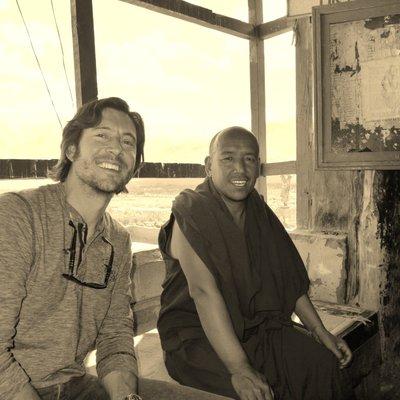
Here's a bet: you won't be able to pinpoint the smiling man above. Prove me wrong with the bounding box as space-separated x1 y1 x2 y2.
158 126 355 400
0 98 231 400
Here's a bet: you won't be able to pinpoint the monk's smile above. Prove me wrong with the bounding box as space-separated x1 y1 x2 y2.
231 178 248 188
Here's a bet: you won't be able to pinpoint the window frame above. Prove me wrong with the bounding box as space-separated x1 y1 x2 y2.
2 0 311 229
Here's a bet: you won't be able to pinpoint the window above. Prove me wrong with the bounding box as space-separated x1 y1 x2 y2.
263 0 287 23
263 31 297 229
0 178 52 195
2 1 302 236
186 1 248 22
93 0 251 240
108 177 203 243
93 0 251 164
266 175 296 230
264 31 296 163
0 0 75 159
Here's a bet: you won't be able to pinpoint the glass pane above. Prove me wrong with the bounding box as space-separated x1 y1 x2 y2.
93 0 251 164
186 0 248 21
0 178 52 194
263 0 287 22
108 178 203 243
264 31 296 163
266 175 296 230
0 0 76 159
0 177 204 246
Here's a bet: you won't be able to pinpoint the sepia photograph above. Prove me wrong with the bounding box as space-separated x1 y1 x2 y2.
0 1 398 399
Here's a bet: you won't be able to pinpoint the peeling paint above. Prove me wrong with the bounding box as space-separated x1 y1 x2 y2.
364 14 400 30
355 171 381 310
332 119 400 153
311 278 323 287
291 233 347 303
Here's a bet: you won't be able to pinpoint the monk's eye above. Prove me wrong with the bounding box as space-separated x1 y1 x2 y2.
245 156 256 163
222 156 233 162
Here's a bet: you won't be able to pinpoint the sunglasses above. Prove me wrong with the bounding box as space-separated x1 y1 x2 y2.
62 220 114 289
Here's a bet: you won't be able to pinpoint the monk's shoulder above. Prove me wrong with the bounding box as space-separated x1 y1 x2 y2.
172 188 208 213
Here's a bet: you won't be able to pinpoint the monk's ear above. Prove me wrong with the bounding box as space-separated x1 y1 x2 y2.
257 157 261 178
66 145 77 162
205 156 212 177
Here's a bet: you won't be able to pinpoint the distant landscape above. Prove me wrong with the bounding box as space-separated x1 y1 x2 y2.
0 177 296 242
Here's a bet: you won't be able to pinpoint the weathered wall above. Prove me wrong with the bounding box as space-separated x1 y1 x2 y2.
375 171 400 375
310 170 383 310
291 232 348 303
297 12 400 372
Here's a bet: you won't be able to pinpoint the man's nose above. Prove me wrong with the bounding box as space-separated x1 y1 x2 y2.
233 158 245 173
106 137 123 156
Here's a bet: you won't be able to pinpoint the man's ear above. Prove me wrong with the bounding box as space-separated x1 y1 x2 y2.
66 145 77 162
257 157 261 178
204 156 212 177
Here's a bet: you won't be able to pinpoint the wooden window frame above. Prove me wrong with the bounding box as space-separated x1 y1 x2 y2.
1 0 310 229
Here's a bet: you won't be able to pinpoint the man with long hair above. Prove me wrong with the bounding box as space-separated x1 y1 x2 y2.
0 97 230 400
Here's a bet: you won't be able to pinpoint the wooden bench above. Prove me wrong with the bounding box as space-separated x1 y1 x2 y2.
85 245 380 398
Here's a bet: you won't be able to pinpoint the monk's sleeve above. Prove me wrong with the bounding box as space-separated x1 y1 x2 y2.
266 204 310 311
0 194 34 400
172 192 220 280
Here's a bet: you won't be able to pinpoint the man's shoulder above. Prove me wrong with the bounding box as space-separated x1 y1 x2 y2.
104 212 131 244
0 182 60 202
0 183 58 210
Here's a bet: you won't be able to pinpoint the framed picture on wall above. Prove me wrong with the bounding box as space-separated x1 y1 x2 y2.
313 0 400 170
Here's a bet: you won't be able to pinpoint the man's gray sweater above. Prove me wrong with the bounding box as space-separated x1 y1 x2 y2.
0 183 137 399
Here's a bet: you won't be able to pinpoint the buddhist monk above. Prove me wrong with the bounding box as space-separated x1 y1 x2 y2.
157 127 354 400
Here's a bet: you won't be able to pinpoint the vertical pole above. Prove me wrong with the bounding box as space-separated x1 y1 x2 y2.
248 0 267 198
296 17 313 229
71 0 98 108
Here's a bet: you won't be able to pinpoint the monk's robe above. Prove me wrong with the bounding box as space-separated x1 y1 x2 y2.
157 178 354 400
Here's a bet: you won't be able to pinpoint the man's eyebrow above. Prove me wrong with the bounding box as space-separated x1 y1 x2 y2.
122 132 136 140
219 150 257 155
95 126 136 138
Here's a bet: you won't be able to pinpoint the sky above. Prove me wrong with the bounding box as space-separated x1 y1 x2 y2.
0 0 295 163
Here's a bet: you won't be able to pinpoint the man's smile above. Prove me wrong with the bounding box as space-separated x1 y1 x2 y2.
97 161 121 172
230 179 248 188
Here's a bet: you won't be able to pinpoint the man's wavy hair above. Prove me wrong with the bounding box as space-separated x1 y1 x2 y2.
49 97 145 184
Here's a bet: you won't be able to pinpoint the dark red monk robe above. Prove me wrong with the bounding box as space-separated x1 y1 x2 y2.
157 178 354 400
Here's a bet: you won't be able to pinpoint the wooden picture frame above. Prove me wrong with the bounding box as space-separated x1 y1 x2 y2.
313 0 400 170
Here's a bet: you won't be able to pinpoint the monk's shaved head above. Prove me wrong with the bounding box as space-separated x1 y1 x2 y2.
205 126 260 202
209 126 259 158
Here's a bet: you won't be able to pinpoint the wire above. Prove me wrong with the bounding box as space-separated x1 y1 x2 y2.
15 0 63 128
50 0 75 108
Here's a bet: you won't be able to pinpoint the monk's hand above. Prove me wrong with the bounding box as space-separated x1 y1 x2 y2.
230 364 274 400
312 326 352 369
